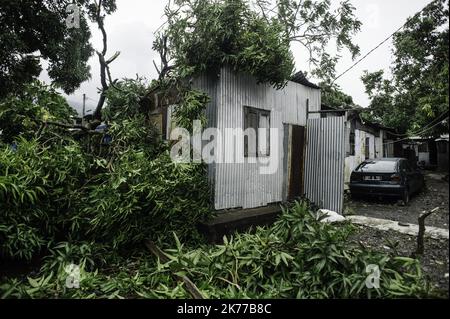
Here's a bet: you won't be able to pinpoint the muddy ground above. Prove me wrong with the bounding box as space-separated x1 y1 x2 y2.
350 225 449 296
346 171 449 296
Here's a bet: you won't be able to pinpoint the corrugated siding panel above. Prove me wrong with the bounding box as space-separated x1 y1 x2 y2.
191 74 219 191
304 116 345 213
213 67 320 210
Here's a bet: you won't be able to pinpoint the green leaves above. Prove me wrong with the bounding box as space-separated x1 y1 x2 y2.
0 137 90 261
156 0 295 88
0 200 435 299
0 81 76 144
361 0 449 135
173 89 210 131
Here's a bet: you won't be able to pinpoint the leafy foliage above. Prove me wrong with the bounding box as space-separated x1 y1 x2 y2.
361 0 449 135
0 0 101 98
102 77 150 122
0 81 76 143
173 89 210 131
79 151 211 249
0 79 212 262
155 0 361 88
0 138 89 260
0 201 435 299
157 0 294 88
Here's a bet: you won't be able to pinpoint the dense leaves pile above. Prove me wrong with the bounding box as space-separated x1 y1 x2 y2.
0 138 88 260
0 201 434 299
0 81 212 262
157 0 295 88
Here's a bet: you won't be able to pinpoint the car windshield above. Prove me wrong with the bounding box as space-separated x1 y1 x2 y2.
356 161 397 173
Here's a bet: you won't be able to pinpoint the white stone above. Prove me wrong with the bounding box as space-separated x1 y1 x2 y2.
346 215 450 240
317 209 346 223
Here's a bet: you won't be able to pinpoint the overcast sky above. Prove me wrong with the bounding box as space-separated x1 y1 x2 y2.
40 0 432 115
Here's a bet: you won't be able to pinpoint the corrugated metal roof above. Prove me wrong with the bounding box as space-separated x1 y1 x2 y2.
290 71 320 89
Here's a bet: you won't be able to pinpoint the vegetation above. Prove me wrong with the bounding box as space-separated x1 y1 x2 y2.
154 0 361 88
361 0 449 135
0 80 212 262
1 0 443 300
0 0 118 99
0 201 434 299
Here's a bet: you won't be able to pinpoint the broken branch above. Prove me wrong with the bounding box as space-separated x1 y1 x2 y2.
145 240 204 299
415 207 440 256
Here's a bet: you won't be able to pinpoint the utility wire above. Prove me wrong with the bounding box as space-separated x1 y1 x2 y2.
386 109 450 137
383 116 448 145
331 0 434 84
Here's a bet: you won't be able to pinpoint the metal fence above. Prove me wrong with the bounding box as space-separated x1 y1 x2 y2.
304 116 345 213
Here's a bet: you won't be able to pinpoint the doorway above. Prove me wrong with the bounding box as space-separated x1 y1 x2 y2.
288 125 306 200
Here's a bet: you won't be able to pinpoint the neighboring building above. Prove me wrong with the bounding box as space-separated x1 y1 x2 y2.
401 137 438 169
319 105 400 189
436 134 449 172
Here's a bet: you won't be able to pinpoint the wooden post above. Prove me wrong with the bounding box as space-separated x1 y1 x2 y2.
415 207 440 256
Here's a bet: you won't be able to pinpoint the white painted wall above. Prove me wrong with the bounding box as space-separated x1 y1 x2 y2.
344 129 379 189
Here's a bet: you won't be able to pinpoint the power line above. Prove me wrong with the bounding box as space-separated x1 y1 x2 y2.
387 109 450 137
331 0 434 84
383 116 448 145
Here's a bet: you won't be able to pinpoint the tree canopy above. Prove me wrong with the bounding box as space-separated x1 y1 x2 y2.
0 0 117 99
153 0 361 88
361 0 449 135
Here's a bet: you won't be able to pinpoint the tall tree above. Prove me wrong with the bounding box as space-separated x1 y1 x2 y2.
153 0 361 88
361 0 449 135
0 0 117 100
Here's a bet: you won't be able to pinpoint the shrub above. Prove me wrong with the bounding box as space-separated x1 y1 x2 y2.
0 138 89 260
80 150 212 248
1 201 434 299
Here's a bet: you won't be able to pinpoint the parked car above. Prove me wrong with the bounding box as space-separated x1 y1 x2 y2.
349 158 424 204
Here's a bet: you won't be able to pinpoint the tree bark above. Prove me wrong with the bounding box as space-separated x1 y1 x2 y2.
415 207 440 256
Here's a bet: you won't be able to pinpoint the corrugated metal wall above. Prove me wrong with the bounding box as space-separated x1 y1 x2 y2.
304 116 345 213
212 67 321 210
191 74 219 190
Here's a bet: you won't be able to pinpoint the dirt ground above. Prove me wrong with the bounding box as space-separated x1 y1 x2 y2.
345 171 449 296
345 172 449 229
350 225 449 296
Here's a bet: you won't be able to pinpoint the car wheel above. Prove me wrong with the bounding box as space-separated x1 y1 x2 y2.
402 188 410 205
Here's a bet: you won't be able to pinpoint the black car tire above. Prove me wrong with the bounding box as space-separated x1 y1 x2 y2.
402 188 410 205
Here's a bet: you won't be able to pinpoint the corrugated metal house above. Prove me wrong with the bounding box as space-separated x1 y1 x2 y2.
188 66 321 210
154 66 346 214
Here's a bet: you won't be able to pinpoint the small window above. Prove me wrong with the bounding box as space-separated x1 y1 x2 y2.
244 106 270 157
365 137 370 159
349 132 355 156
